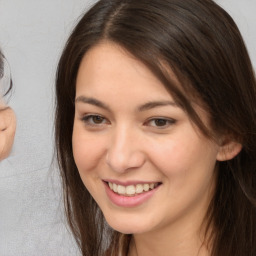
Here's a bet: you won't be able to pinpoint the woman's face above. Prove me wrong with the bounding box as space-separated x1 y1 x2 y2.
72 42 222 235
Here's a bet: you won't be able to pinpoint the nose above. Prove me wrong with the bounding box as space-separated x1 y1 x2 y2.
106 126 146 173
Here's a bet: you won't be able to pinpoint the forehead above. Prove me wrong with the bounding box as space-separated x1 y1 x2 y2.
76 42 181 100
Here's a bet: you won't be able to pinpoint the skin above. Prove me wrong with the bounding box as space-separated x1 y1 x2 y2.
0 102 16 160
72 41 241 256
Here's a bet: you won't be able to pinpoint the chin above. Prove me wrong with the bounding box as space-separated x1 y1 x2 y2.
104 214 152 235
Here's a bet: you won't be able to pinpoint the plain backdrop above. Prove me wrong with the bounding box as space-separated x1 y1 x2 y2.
0 0 255 255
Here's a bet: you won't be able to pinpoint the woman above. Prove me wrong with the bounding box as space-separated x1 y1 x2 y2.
0 49 15 160
55 0 256 255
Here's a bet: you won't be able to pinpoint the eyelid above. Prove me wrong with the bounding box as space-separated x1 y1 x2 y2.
144 117 176 129
81 114 110 127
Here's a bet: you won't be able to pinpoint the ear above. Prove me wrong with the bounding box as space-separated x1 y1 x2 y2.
0 106 16 160
216 138 242 162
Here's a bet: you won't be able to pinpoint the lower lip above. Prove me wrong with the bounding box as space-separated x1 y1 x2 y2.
104 182 160 208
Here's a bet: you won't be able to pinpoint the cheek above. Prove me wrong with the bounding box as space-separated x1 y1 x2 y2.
72 129 104 198
72 127 106 176
147 137 218 222
148 134 218 181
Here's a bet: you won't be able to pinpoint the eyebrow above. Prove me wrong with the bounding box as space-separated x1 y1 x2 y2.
75 96 111 111
75 96 177 112
138 101 177 111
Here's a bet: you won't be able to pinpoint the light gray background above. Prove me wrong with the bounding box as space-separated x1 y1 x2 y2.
0 0 255 255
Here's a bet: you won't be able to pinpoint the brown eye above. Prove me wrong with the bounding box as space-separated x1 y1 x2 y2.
92 115 104 124
145 117 176 129
154 119 168 127
82 114 108 126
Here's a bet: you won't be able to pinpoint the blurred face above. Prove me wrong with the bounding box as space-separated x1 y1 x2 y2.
0 57 16 160
72 42 221 235
0 104 16 160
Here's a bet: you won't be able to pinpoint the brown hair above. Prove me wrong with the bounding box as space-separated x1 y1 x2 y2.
55 0 256 255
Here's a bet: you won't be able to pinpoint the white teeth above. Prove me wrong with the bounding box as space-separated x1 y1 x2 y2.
143 184 149 192
108 182 158 196
113 183 118 193
117 185 126 195
135 184 143 194
126 185 136 195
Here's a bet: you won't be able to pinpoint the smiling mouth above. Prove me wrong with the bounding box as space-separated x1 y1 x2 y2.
107 182 161 197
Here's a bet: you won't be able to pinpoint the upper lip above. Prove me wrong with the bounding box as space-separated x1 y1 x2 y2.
103 179 161 186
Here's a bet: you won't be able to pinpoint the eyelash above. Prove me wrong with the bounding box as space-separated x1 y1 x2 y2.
81 114 109 127
81 114 176 129
144 117 176 129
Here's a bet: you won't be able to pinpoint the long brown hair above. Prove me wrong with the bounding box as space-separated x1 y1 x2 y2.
55 0 256 255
